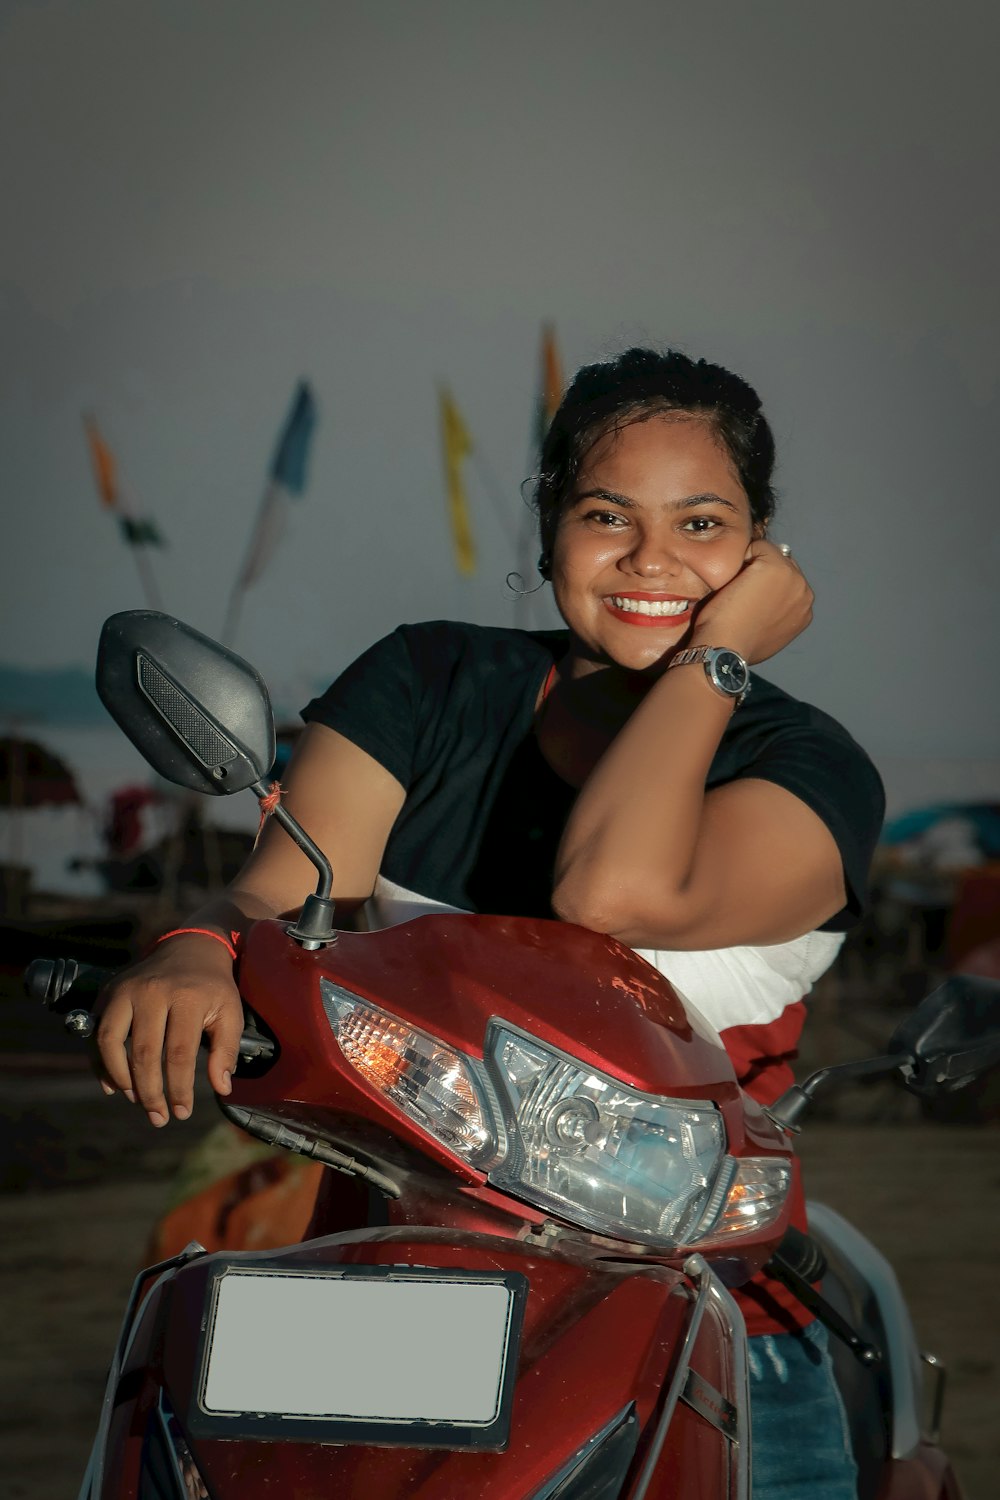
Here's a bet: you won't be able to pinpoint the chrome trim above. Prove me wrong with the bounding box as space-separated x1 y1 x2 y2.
681 1368 738 1439
920 1351 947 1445
631 1255 713 1499
704 1274 751 1500
528 1404 635 1500
807 1201 923 1459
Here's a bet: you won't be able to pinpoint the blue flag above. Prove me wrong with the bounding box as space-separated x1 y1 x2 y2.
269 381 317 495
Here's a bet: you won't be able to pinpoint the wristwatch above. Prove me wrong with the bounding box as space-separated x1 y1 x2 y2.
667 645 751 707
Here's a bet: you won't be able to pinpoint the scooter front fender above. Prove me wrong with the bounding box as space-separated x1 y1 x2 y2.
92 1229 751 1500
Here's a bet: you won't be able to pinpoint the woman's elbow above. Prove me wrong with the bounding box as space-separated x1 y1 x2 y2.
551 871 664 940
551 880 616 934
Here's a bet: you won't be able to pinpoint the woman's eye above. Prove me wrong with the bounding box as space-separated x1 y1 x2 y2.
584 509 628 528
681 515 721 534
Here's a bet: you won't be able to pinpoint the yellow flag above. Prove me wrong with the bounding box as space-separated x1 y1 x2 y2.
83 415 119 509
440 387 476 576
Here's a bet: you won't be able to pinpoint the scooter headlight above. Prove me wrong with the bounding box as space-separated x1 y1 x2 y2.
484 1024 728 1247
322 990 789 1248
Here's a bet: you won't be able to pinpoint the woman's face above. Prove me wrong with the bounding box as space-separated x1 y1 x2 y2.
551 414 758 676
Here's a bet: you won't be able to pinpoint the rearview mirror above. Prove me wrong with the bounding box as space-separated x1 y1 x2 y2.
888 974 1000 1097
96 610 275 796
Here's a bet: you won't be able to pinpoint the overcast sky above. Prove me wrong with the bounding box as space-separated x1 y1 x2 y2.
2 0 998 764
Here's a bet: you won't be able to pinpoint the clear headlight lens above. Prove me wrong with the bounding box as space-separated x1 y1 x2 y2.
321 989 790 1249
484 1024 727 1247
321 983 498 1165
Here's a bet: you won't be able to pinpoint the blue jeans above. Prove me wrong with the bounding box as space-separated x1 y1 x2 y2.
749 1322 858 1500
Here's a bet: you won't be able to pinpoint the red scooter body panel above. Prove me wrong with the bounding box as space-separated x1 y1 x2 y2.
238 912 738 1097
236 917 788 1169
147 1231 725 1500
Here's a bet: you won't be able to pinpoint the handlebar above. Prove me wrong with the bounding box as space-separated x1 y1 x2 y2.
23 956 276 1062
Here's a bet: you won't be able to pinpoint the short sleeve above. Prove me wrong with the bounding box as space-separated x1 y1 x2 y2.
301 627 418 789
737 722 885 930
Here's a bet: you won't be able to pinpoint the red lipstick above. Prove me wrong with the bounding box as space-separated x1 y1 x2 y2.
602 593 695 628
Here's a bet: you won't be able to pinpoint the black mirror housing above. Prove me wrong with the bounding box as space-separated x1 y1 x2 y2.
96 611 276 796
888 973 1000 1096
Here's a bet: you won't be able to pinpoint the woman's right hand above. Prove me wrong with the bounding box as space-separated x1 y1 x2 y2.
687 537 813 665
94 937 245 1127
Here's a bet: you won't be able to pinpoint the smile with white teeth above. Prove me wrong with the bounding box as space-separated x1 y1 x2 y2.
608 596 693 616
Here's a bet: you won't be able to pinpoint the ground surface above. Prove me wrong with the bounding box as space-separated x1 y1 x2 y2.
2 973 998 1500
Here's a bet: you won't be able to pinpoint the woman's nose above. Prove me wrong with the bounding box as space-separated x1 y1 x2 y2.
623 528 681 577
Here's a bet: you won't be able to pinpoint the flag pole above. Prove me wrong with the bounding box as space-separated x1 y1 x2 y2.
128 532 164 612
220 478 280 649
219 572 245 652
470 448 520 554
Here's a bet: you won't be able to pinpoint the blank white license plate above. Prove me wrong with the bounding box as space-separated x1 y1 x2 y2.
195 1265 523 1445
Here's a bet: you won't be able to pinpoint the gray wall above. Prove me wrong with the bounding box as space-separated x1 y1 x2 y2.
2 0 998 810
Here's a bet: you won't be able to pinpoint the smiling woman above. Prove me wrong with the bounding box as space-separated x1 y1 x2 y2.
93 346 884 1500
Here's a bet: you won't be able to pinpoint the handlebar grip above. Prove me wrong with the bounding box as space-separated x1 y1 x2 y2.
23 955 276 1063
24 958 112 1014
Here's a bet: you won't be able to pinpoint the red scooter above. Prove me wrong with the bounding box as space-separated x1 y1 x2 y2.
26 611 1000 1500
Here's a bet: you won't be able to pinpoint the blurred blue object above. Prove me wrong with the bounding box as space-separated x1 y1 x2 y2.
882 803 1000 857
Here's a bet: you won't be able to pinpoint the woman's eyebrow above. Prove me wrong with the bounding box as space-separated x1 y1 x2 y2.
573 487 636 508
573 487 741 514
675 491 741 513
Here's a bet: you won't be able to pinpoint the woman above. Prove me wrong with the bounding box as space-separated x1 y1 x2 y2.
96 346 883 1499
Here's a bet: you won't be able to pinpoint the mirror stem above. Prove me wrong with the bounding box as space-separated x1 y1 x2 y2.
251 779 334 901
766 1053 909 1132
252 780 338 944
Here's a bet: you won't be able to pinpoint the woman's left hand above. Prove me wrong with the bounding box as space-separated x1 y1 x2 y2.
687 538 813 664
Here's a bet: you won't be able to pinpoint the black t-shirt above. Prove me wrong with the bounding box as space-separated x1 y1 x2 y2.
302 620 885 931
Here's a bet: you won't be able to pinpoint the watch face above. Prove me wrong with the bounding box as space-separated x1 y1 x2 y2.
711 650 749 695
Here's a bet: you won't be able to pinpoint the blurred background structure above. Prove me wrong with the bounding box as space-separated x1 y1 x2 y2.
1 3 998 1495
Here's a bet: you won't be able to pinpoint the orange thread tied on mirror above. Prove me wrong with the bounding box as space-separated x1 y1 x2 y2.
255 781 284 846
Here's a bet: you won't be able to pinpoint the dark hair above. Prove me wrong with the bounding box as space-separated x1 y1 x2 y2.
533 347 776 578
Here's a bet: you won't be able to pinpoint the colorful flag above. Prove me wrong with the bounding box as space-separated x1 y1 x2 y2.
269 380 317 495
118 517 164 546
440 387 476 576
534 323 564 453
83 415 120 509
238 382 319 590
83 415 164 546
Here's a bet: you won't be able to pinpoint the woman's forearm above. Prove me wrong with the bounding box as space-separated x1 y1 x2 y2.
551 662 735 941
151 886 291 959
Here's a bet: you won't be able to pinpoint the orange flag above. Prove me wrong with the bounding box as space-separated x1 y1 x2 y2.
535 323 564 451
83 415 119 509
